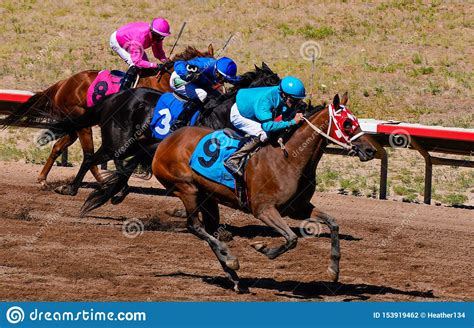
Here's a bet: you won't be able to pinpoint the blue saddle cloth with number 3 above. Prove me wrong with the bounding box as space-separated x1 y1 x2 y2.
190 129 244 189
150 92 199 140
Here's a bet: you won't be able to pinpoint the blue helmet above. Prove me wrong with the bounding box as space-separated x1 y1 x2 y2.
215 57 240 83
279 76 306 99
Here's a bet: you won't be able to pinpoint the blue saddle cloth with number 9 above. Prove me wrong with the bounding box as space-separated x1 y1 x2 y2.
190 129 244 189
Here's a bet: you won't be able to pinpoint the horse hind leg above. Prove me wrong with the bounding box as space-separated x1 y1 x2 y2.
77 127 104 184
309 208 340 282
199 196 246 292
180 191 244 292
252 206 298 260
37 133 78 188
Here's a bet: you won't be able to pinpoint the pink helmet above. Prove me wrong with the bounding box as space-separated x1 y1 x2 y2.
150 18 171 37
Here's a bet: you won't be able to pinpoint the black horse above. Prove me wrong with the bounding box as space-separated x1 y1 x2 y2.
41 63 280 211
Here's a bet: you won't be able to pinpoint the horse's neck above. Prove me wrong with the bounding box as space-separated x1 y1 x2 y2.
283 108 329 173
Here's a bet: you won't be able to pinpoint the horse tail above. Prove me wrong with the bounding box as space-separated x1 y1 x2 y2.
1 81 65 129
36 102 102 146
80 144 157 216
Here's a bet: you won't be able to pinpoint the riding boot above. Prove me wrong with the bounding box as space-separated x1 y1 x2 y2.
120 65 139 91
224 135 261 178
170 101 199 132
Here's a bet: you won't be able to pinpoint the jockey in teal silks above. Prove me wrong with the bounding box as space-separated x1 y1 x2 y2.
110 18 171 90
224 76 306 177
169 57 241 129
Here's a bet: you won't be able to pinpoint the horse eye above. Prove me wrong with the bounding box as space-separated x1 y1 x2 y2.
343 119 352 129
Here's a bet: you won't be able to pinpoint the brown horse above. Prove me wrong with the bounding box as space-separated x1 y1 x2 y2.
2 45 214 187
151 93 377 292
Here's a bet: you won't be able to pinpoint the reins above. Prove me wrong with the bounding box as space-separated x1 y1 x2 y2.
302 104 364 151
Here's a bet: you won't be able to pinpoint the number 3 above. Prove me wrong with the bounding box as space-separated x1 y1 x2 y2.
154 108 172 135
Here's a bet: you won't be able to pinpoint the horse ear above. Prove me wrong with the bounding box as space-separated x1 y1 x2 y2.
261 62 271 71
333 94 340 108
341 91 349 105
208 44 214 57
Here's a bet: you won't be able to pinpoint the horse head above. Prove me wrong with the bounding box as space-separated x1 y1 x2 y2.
326 92 377 162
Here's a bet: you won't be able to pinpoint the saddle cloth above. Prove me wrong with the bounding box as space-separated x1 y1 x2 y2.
86 70 124 107
189 129 245 189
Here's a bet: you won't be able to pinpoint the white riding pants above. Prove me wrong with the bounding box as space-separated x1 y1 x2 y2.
230 103 268 142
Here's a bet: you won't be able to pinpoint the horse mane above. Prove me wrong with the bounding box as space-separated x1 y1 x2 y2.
196 63 281 129
274 103 327 143
172 46 206 61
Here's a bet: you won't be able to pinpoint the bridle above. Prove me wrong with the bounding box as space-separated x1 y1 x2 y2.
302 103 364 150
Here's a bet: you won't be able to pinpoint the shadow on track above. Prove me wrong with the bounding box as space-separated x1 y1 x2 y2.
155 271 436 301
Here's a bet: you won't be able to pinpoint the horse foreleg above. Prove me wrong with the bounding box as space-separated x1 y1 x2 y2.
252 206 298 259
309 208 340 282
77 127 104 184
38 133 78 187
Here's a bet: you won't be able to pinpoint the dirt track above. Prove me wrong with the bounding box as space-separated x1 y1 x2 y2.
0 162 472 301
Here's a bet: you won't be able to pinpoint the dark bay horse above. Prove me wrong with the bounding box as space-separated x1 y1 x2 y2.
1 45 214 187
151 93 377 292
41 64 280 205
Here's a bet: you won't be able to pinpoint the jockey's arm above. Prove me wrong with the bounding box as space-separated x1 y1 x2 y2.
255 98 296 133
174 60 191 79
174 59 203 82
129 44 158 69
151 40 168 63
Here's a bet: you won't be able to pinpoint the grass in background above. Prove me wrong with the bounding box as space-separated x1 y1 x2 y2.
0 0 472 205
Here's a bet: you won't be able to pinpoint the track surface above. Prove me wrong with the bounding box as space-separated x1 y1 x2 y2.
0 162 472 301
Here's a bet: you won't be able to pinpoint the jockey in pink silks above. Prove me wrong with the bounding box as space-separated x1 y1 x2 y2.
110 18 171 90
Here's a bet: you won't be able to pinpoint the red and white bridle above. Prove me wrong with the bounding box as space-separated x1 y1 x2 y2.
303 103 365 150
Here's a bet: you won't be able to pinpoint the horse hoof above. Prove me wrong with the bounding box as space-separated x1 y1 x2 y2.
111 195 125 205
327 267 339 282
165 208 187 218
38 180 48 191
54 185 77 196
226 258 240 271
234 283 249 294
251 241 266 252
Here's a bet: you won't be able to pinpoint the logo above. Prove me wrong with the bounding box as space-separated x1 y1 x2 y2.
300 41 322 61
6 306 25 324
388 129 411 148
300 218 322 237
122 218 144 239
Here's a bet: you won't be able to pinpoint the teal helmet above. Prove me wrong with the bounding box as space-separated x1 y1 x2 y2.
279 76 306 99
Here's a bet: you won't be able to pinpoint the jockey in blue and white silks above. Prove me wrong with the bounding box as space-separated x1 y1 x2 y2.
170 57 240 102
224 76 306 177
